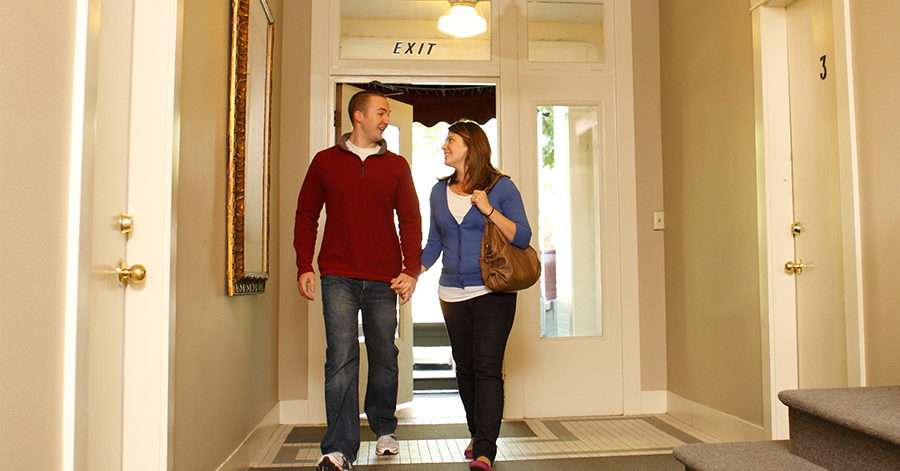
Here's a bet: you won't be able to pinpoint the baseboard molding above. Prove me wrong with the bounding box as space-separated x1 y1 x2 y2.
667 391 764 442
280 399 311 424
216 403 281 471
641 390 668 414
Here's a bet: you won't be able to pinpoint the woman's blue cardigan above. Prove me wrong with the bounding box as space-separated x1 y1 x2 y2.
421 176 532 288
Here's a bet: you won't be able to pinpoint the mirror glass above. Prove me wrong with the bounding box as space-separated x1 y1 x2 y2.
244 0 270 273
227 0 273 295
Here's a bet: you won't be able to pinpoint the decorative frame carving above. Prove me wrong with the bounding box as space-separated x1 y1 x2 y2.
227 0 274 295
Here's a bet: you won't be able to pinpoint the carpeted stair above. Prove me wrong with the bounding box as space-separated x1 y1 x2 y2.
673 386 900 471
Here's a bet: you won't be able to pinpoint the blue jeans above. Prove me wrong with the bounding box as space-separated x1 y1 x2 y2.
320 275 399 462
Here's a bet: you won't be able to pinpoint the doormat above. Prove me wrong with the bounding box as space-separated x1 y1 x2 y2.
252 453 685 471
285 421 536 444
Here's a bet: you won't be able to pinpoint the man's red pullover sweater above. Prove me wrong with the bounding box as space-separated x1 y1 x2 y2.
293 135 422 282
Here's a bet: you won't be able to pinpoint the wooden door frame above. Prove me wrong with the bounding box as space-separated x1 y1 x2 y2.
64 0 181 469
751 0 864 440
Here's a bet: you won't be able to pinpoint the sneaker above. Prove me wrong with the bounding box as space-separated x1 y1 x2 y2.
375 434 399 456
316 452 351 471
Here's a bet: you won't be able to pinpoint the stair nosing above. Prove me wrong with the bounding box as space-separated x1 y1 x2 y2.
673 441 829 471
778 386 900 447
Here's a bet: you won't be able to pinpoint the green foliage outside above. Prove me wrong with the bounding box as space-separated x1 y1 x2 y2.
539 106 555 169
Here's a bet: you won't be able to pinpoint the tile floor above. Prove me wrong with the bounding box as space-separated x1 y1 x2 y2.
250 393 719 468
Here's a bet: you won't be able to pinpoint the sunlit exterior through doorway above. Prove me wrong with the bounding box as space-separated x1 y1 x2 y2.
537 105 603 338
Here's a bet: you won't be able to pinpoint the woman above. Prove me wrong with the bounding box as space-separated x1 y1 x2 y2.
420 120 532 471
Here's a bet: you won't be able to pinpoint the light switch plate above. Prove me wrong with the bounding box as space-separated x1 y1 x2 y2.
653 211 665 231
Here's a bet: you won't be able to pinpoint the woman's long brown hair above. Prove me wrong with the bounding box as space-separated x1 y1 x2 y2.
443 120 500 193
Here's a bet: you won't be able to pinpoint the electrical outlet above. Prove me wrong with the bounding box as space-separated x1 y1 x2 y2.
653 211 665 231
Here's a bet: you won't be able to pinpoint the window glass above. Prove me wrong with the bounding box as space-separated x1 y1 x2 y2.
528 2 605 63
537 106 603 338
340 0 491 61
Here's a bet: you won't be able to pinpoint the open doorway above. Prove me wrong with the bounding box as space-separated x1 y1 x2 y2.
336 81 498 419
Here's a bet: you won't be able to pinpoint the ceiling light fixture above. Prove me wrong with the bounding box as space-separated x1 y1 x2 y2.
438 0 487 38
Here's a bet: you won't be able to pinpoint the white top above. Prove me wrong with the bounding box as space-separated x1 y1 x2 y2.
346 139 380 161
446 183 473 224
438 184 492 303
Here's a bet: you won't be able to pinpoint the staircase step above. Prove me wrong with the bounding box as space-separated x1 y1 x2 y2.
673 440 827 471
779 386 900 470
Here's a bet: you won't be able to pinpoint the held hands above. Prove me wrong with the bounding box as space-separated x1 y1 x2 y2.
299 270 416 304
297 272 316 301
390 273 417 305
470 190 494 217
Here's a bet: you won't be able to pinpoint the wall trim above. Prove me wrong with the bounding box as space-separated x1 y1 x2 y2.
667 391 764 442
641 390 667 414
216 403 281 471
280 399 312 424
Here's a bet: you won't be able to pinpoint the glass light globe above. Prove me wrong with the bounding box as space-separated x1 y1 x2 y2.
438 5 487 38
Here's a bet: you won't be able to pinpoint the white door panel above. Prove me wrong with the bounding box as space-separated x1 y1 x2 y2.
70 0 177 469
754 0 863 439
787 0 848 390
84 1 134 468
517 76 623 417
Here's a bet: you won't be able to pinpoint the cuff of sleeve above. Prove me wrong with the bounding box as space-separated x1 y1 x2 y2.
511 229 531 249
402 266 421 280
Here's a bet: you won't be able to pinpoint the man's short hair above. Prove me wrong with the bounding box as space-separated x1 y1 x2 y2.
348 90 388 121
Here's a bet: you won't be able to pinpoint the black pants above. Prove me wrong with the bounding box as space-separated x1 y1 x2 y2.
440 292 517 463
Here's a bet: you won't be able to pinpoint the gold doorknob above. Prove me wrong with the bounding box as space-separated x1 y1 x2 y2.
785 259 804 275
791 222 803 237
117 259 147 286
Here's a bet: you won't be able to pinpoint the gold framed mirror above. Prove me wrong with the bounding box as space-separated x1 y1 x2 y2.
227 0 274 295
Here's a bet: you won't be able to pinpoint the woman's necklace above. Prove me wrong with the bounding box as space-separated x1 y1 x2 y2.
450 181 471 197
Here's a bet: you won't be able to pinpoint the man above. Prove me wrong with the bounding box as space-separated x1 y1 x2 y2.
294 90 422 471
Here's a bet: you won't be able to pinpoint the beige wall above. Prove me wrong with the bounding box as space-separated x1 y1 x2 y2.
849 1 900 387
0 1 75 468
660 0 763 425
278 0 312 405
632 0 668 392
173 0 284 469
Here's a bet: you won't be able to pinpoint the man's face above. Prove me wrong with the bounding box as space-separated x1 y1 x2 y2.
355 96 391 146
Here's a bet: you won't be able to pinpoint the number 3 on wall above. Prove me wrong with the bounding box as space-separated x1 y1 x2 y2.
820 55 827 80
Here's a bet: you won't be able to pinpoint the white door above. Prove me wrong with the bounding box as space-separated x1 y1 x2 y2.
517 76 624 417
68 0 178 470
786 0 848 390
338 84 416 408
753 0 863 438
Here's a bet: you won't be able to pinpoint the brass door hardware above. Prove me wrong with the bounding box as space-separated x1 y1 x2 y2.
791 222 803 237
119 213 134 234
785 259 805 275
117 259 147 286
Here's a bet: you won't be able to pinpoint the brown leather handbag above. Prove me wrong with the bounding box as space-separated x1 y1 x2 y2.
479 175 542 292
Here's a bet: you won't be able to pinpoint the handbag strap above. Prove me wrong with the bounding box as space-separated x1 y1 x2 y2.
482 173 505 228
484 173 505 194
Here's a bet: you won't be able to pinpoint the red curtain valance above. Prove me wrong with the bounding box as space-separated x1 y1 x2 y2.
349 82 497 128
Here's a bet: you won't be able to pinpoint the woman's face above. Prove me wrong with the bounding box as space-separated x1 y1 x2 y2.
442 131 468 170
